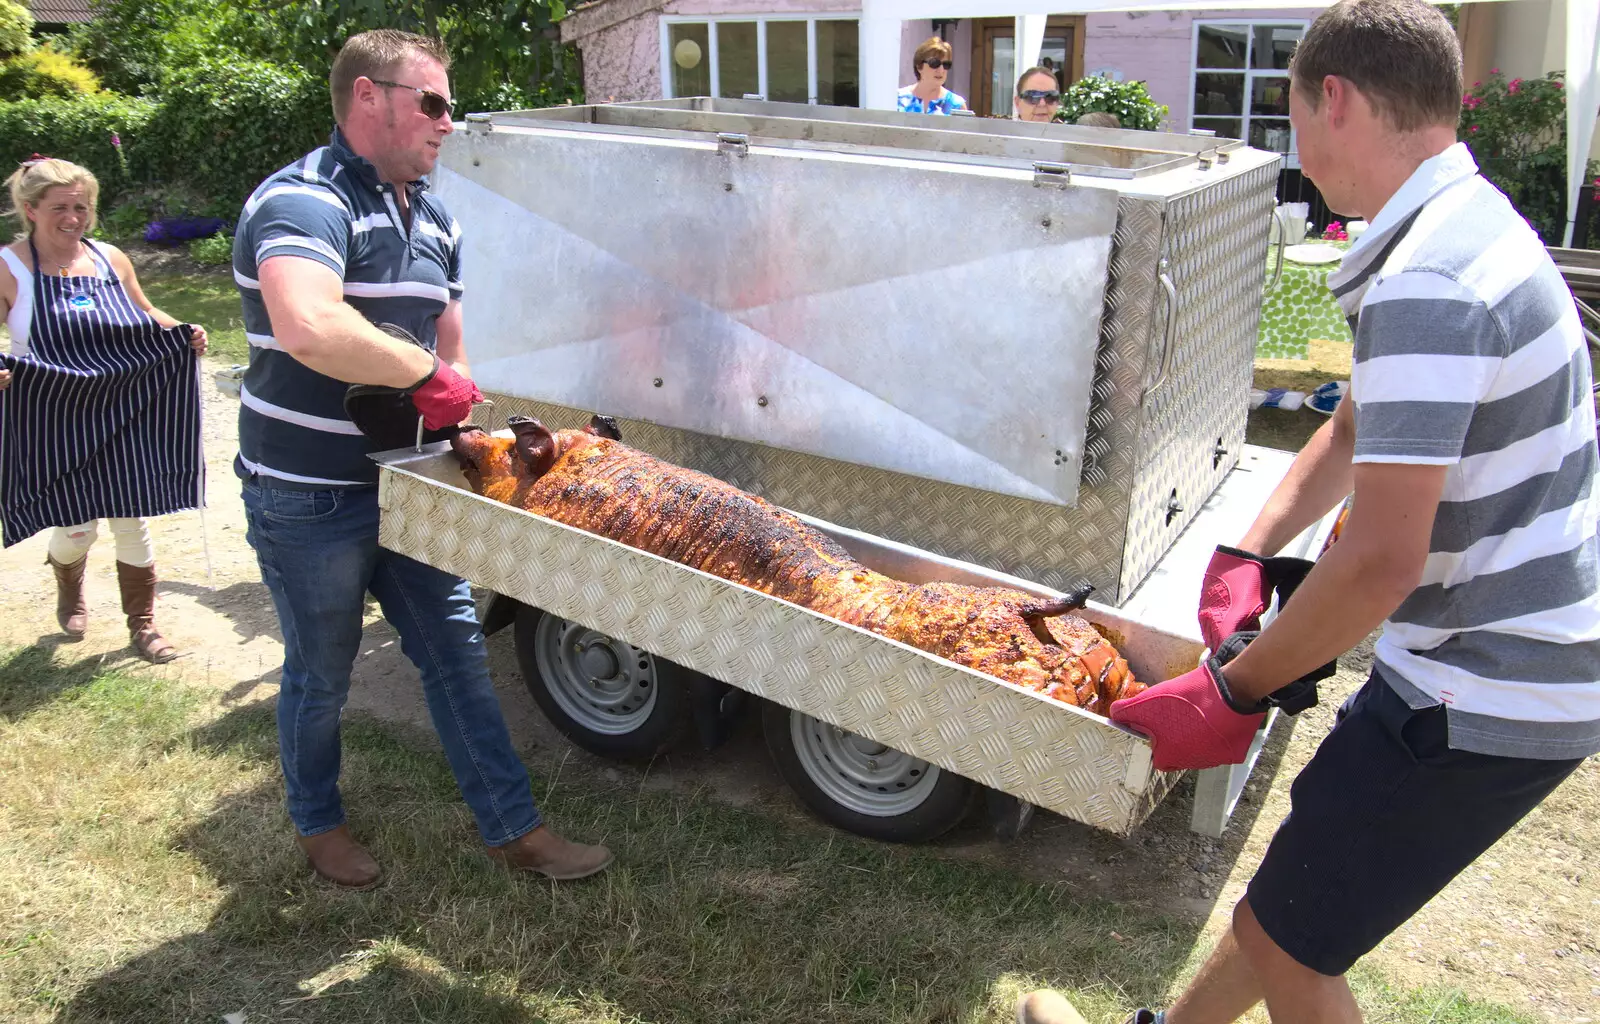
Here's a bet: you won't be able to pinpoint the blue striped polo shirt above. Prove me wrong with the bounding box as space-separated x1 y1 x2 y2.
232 127 463 488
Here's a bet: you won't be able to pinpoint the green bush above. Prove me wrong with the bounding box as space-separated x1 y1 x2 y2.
1053 76 1167 131
0 47 102 99
1461 70 1598 245
188 231 233 265
137 54 329 213
0 0 32 60
0 93 156 201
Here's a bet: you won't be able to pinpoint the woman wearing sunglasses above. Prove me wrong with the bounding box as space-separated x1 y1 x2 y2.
1013 66 1062 123
897 37 968 116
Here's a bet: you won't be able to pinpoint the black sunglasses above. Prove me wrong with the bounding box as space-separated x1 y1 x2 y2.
371 78 455 120
923 58 954 70
1020 89 1061 104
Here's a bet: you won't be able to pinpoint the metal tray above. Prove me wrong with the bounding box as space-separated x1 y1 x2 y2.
374 440 1194 836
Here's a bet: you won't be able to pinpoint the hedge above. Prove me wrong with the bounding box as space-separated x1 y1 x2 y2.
0 93 156 200
137 54 330 212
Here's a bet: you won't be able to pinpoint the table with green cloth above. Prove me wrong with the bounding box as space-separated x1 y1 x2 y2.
1256 241 1353 360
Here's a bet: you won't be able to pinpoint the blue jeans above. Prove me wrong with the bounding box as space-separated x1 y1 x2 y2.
241 477 540 845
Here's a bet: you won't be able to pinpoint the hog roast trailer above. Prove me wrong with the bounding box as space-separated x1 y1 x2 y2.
372 99 1328 841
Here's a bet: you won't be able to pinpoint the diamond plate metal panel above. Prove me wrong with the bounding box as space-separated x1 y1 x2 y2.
1119 162 1281 598
376 463 1184 835
475 197 1168 602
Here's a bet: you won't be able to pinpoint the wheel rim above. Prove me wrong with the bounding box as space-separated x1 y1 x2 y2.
532 615 659 735
788 710 939 816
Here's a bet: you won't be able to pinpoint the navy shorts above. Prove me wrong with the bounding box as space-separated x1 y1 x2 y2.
1246 670 1584 976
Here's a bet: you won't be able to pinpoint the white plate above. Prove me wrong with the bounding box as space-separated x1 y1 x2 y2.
1284 243 1344 266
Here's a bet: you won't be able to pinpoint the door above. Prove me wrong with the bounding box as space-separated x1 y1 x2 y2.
969 15 1085 118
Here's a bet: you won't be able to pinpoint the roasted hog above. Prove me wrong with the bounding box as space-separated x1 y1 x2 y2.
449 415 1144 714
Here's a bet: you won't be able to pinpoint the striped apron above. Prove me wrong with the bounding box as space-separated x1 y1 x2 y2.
0 238 203 547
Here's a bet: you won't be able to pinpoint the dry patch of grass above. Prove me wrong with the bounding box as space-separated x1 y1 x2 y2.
0 647 1543 1023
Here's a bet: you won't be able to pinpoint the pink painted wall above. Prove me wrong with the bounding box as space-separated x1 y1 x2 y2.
1082 9 1322 130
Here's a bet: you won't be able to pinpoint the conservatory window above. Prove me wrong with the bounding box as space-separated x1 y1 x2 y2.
1191 22 1306 166
663 16 860 106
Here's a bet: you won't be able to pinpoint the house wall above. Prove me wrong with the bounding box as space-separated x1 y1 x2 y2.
1080 8 1323 131
571 0 861 104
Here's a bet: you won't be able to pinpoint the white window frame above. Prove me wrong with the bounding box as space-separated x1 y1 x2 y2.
660 14 861 105
1189 19 1308 170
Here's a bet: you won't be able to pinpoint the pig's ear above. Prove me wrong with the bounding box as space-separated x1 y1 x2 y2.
584 414 622 440
508 416 559 477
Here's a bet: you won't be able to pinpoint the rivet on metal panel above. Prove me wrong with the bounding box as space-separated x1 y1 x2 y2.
1041 216 1052 229
717 132 750 157
757 395 769 407
724 182 734 192
1032 161 1071 188
653 377 663 388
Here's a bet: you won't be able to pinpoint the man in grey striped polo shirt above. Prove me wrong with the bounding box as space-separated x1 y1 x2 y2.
1022 2 1597 1023
234 30 612 888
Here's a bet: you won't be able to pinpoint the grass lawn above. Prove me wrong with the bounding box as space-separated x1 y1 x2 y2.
0 648 1540 1023
140 268 251 365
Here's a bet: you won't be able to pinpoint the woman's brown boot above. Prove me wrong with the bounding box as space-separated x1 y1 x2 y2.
47 553 89 638
116 561 177 664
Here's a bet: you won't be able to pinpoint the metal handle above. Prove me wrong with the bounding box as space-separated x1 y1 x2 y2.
1266 213 1286 294
1142 258 1179 405
717 132 750 156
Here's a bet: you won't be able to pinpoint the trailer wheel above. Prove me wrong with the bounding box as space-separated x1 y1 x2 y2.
514 609 690 759
761 701 975 843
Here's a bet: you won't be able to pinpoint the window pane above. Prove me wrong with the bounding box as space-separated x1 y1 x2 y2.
768 20 808 102
816 19 859 106
718 21 758 98
1194 73 1245 116
1038 34 1069 89
1196 24 1247 69
1252 25 1301 69
1252 76 1289 117
1250 118 1292 153
989 34 1015 116
669 22 709 98
1192 116 1242 140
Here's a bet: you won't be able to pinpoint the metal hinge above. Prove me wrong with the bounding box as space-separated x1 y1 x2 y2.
717 132 750 157
1197 148 1219 171
464 112 493 134
1032 161 1071 188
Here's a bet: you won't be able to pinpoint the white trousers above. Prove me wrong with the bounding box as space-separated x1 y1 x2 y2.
47 518 155 568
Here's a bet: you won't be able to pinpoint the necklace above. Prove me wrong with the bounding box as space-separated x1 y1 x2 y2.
38 239 83 277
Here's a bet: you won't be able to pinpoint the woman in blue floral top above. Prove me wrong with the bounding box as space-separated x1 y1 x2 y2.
897 36 968 115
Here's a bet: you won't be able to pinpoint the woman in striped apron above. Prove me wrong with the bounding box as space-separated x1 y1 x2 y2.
0 158 207 663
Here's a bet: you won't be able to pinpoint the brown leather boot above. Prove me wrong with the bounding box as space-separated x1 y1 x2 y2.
296 825 382 890
486 825 613 880
116 561 177 664
47 553 88 638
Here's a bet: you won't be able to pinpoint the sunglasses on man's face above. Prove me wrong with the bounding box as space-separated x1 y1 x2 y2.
923 58 954 70
1020 89 1061 104
371 79 455 121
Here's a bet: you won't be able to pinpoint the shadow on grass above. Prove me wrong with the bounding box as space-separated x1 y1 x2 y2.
29 674 1202 1023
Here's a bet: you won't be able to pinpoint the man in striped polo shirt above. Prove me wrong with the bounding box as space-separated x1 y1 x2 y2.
1022 2 1597 1022
234 30 612 888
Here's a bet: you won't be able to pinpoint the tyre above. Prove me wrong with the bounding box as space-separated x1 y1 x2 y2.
513 608 690 759
760 700 976 843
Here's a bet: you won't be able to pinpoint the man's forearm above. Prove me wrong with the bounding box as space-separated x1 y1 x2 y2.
1238 412 1355 555
281 303 436 387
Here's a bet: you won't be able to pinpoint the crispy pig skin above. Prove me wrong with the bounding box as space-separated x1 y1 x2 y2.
453 428 1144 714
